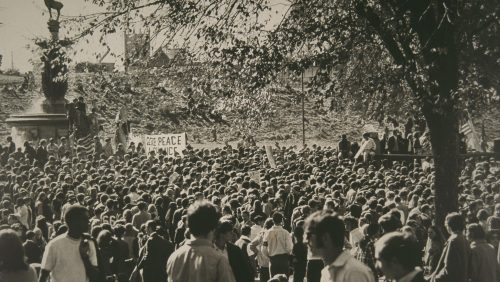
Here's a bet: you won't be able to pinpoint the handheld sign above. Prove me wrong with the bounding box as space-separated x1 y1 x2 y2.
145 133 187 157
265 145 277 168
354 141 368 160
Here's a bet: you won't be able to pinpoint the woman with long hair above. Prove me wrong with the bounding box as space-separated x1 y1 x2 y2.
250 200 266 222
164 202 177 241
0 229 37 282
423 225 445 275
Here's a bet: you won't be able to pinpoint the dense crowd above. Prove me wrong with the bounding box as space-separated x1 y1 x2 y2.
0 132 499 282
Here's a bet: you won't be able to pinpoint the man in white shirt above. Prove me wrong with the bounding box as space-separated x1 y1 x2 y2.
361 133 377 163
15 198 31 228
305 211 375 282
39 205 98 282
249 218 273 282
263 212 293 277
250 216 264 240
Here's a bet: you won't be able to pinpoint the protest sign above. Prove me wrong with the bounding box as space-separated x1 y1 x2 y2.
265 145 277 168
354 141 367 160
144 133 187 156
248 170 260 182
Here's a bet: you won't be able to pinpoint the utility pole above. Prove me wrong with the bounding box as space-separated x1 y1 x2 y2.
302 71 305 146
11 50 14 70
123 8 130 73
124 30 128 73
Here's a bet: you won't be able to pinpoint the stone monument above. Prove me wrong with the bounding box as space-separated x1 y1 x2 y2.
6 4 71 141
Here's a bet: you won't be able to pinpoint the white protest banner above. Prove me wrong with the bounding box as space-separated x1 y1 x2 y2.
144 133 187 156
354 141 367 160
248 170 260 182
265 145 277 168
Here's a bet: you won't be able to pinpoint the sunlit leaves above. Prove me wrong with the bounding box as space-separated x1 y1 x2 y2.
61 0 499 124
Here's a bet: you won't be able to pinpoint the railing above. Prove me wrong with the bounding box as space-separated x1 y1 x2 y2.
374 152 500 160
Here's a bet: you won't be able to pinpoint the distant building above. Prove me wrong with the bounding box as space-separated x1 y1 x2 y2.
74 62 115 73
148 47 189 67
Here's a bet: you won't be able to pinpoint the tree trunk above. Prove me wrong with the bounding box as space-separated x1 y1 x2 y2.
418 0 460 229
425 110 460 228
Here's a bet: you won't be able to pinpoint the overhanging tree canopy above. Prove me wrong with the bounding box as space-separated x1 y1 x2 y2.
68 0 500 227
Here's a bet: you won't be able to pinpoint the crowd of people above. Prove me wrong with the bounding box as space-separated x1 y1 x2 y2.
0 131 499 282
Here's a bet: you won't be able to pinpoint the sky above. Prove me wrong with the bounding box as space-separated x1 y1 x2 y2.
1 0 132 72
0 0 288 72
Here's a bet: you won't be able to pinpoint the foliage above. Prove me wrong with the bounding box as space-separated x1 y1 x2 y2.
65 0 499 122
34 38 73 100
74 62 114 73
2 68 22 76
67 0 500 228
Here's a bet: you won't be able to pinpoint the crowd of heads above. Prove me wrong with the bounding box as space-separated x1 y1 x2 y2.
0 134 499 281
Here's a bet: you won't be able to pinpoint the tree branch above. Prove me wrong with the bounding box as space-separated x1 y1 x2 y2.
354 2 407 66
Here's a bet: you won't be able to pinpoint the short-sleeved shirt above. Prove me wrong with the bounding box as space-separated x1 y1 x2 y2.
321 250 375 282
167 238 235 282
41 233 98 282
263 225 293 257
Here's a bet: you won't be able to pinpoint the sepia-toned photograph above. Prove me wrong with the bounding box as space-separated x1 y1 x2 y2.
0 0 499 281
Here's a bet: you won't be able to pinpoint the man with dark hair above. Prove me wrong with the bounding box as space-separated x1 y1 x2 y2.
6 136 15 154
374 231 424 282
431 212 470 282
263 212 293 277
24 230 43 264
39 205 98 282
305 211 374 282
388 130 401 154
235 224 257 277
24 141 36 164
132 201 151 230
167 200 235 282
215 221 254 282
132 220 173 282
466 223 499 282
338 134 351 159
36 139 49 168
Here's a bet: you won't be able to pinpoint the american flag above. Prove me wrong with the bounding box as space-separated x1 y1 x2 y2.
460 119 481 151
76 135 94 157
460 122 472 135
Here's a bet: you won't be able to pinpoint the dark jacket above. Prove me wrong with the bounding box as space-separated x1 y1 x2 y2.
431 233 470 282
23 239 42 264
36 146 48 167
226 242 254 282
138 233 174 282
387 136 400 154
25 145 37 163
468 240 500 282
